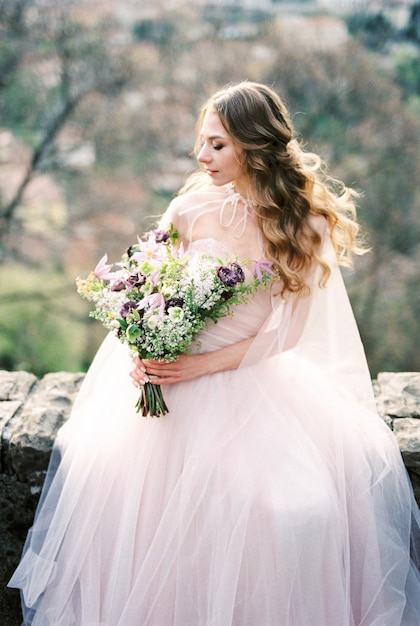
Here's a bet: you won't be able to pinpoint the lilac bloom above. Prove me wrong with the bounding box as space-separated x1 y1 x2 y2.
253 260 276 282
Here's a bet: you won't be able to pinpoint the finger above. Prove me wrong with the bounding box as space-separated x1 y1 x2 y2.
129 369 149 386
144 362 179 376
132 354 143 368
148 374 180 385
131 358 147 375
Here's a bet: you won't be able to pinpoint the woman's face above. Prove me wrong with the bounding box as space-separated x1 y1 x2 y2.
197 109 245 192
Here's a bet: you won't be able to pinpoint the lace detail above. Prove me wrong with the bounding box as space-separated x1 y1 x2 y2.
220 182 257 239
188 237 255 280
189 237 232 259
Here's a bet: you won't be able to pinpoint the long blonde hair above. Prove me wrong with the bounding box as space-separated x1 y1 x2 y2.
180 81 366 295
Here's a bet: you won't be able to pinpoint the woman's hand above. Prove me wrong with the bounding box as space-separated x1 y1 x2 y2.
129 336 254 389
130 353 210 387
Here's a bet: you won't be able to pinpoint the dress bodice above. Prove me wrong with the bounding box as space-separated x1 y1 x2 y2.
187 237 273 353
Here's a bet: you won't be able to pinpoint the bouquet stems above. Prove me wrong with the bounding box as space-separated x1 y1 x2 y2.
135 382 169 417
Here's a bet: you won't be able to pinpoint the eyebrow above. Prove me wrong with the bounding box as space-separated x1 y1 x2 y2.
201 135 227 141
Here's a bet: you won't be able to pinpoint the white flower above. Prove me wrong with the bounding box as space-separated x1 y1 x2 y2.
162 284 176 299
146 313 160 330
167 306 184 323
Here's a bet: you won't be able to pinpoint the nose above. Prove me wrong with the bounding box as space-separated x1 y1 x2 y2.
197 144 211 163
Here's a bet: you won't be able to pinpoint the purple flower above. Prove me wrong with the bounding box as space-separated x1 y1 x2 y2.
136 293 166 319
93 254 116 280
130 233 163 264
110 280 127 292
154 230 170 243
127 272 146 289
230 262 245 283
253 260 276 282
165 297 184 312
120 300 140 319
217 266 241 288
221 290 233 301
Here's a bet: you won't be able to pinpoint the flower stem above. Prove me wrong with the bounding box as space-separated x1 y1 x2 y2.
135 382 169 417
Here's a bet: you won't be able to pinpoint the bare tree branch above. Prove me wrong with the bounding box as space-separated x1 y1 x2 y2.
0 2 132 257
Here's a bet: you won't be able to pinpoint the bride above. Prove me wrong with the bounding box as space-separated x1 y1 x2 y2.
9 81 420 625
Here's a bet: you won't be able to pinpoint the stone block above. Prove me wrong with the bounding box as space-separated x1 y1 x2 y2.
5 372 84 480
375 372 420 420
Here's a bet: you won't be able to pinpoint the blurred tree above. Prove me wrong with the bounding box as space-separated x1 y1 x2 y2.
263 38 420 374
347 11 395 51
394 47 420 101
133 18 177 47
0 5 419 376
0 0 132 259
0 0 30 90
406 1 420 43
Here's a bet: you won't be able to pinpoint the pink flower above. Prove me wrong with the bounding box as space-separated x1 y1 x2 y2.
253 260 276 282
93 255 116 280
137 293 166 319
130 232 163 264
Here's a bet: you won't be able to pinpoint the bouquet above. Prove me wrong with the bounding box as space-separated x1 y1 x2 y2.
77 225 274 417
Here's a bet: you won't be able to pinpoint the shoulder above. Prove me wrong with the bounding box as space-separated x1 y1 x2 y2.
163 185 225 222
174 184 223 208
159 185 224 238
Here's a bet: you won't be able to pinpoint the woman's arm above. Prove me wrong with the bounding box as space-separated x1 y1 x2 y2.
130 337 254 387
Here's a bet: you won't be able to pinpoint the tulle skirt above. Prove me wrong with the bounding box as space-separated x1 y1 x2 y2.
9 332 420 625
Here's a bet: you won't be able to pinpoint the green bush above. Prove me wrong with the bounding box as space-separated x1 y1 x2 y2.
0 265 105 376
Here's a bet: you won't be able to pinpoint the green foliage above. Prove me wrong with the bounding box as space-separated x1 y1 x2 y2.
265 41 420 254
406 2 420 43
0 3 419 377
1 67 44 128
133 19 177 47
347 12 395 50
349 256 420 376
0 265 104 376
394 48 420 99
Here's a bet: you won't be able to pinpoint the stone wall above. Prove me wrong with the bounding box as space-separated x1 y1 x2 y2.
0 371 84 626
1 370 420 625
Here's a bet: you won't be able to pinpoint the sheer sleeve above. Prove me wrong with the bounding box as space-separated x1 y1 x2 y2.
241 216 376 413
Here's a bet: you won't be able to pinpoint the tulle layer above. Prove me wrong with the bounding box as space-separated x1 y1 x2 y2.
9 333 420 626
9 230 420 625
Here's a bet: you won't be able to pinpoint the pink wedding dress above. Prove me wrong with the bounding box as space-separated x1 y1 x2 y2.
9 187 420 625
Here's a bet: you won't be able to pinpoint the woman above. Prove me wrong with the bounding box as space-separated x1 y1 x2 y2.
10 82 420 625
